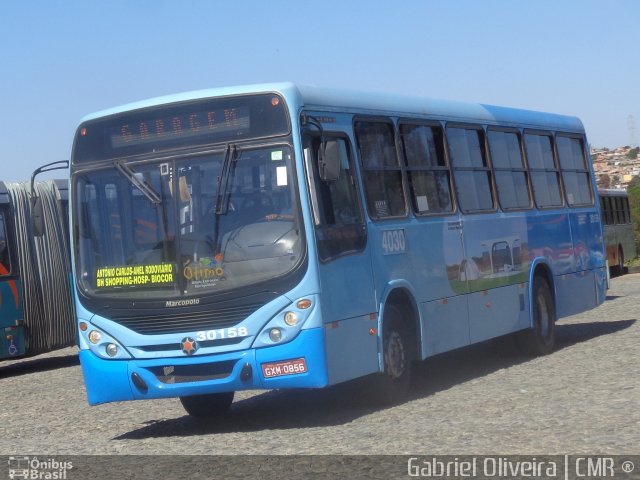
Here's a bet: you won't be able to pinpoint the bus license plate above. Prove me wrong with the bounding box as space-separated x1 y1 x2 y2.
261 358 307 378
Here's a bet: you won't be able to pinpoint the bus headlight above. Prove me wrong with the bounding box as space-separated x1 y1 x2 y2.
88 330 102 344
269 328 283 343
106 343 119 357
252 295 318 349
80 322 132 360
284 311 298 326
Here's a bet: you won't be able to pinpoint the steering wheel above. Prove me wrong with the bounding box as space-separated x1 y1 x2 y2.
241 193 273 211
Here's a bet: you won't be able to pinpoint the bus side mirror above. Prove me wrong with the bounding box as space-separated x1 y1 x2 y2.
29 160 69 237
32 196 45 237
319 140 341 182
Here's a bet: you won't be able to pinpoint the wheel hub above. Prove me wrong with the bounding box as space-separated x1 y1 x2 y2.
385 331 406 379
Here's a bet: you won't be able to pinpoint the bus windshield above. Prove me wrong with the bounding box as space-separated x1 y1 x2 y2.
74 144 302 299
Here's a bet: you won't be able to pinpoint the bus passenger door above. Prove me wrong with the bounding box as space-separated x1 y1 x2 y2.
303 134 378 385
0 207 25 358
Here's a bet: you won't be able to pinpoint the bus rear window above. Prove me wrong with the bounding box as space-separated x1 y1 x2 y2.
557 135 593 207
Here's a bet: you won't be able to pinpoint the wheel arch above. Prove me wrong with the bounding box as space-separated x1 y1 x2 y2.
378 281 421 371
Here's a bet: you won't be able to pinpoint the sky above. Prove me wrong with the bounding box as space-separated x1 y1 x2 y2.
1 0 639 181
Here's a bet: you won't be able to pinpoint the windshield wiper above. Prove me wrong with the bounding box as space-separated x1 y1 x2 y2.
114 160 161 205
215 144 238 215
211 144 238 254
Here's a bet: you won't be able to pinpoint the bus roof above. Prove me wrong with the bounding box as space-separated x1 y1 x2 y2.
0 180 68 205
79 82 585 133
598 188 628 196
0 181 8 205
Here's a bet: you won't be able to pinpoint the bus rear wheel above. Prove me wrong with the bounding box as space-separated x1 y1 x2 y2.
516 278 555 356
180 391 234 418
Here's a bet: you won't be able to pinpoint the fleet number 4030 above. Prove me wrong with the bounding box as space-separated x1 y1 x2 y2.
382 229 407 255
196 327 249 341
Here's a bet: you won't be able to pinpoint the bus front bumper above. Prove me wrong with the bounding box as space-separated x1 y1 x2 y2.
79 327 328 405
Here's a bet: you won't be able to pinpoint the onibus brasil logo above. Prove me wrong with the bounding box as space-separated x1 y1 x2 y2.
8 456 73 479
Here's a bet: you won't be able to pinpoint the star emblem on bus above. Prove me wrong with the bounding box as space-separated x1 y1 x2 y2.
181 337 198 355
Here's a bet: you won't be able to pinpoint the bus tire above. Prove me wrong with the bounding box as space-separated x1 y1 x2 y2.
516 278 555 356
371 305 412 405
179 391 234 418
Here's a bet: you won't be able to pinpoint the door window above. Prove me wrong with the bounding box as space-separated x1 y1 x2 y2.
304 136 366 262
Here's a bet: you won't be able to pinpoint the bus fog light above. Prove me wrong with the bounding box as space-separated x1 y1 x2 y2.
88 330 102 344
284 311 298 326
269 328 282 342
106 343 118 357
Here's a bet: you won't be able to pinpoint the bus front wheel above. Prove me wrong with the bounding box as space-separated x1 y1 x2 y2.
516 278 555 356
370 306 412 404
179 391 234 418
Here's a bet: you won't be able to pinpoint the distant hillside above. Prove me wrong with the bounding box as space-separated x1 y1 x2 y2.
592 146 640 189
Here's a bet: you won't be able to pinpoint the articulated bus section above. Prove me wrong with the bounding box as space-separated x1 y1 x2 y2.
0 179 75 359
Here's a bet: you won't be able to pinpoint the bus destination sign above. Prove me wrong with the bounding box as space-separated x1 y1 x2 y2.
110 106 250 149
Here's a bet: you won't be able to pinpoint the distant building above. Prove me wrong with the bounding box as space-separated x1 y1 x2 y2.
592 146 640 189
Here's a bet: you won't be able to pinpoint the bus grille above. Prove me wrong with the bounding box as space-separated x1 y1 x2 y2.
147 360 236 384
111 303 263 335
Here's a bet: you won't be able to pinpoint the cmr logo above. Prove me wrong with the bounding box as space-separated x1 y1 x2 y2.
575 457 616 477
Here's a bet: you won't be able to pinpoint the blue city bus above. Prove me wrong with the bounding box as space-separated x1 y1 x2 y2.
71 83 607 416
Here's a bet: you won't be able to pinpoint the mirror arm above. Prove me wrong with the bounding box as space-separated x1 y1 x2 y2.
301 114 326 148
302 114 333 179
30 160 69 205
30 160 69 237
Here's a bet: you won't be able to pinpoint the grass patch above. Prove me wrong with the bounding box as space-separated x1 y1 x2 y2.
625 256 640 267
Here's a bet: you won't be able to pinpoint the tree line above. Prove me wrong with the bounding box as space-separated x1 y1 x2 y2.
628 176 640 251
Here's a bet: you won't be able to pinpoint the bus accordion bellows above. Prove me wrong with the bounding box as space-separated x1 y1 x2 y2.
71 83 607 416
1 178 75 359
598 188 637 275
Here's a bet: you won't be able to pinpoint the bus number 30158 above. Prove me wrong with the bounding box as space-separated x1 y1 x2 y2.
196 327 249 341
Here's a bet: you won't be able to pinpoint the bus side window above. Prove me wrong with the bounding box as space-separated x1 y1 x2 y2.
488 129 531 210
304 136 365 262
0 211 10 275
524 133 563 208
447 126 494 212
604 196 613 225
355 121 407 219
399 123 452 214
613 197 621 224
623 197 631 224
599 197 608 225
618 196 626 224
